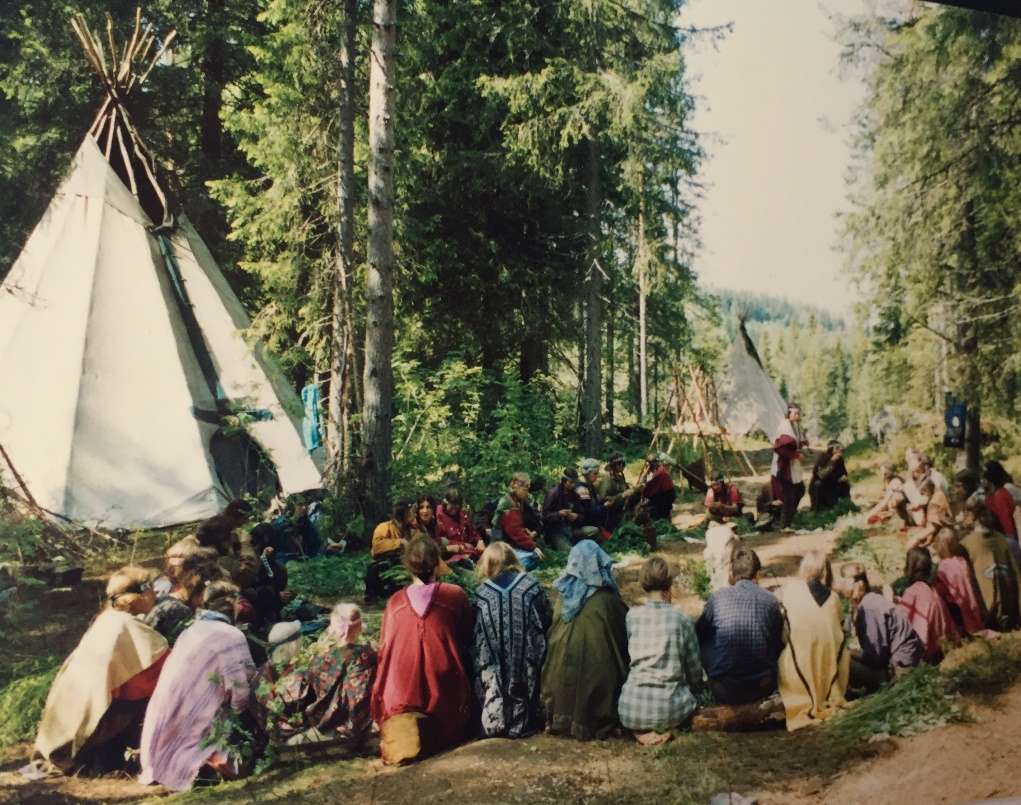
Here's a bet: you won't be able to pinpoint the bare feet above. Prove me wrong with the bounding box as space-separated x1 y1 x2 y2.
634 731 672 746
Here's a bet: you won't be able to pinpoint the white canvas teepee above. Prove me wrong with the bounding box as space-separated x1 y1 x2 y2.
717 319 789 439
0 136 321 529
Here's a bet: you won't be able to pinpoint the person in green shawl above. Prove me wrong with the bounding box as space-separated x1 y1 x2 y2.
541 540 629 740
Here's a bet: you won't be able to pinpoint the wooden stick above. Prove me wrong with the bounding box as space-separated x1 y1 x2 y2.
123 116 170 221
0 441 39 510
104 106 118 158
115 122 138 196
106 14 119 82
88 96 112 137
119 8 143 81
133 29 177 90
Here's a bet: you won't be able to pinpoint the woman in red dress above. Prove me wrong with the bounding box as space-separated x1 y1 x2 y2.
370 537 474 764
435 489 483 567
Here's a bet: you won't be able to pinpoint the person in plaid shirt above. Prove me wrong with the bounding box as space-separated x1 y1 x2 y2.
696 548 785 705
618 557 706 745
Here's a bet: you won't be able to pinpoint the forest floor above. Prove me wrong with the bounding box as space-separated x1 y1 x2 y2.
3 445 1021 804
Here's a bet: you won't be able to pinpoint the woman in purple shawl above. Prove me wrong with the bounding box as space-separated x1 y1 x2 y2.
139 581 256 791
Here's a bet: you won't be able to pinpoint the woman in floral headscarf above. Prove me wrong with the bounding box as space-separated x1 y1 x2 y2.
541 540 629 740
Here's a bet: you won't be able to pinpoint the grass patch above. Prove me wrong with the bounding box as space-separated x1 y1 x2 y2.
286 554 372 601
677 558 711 601
942 634 1021 698
0 657 59 749
793 498 859 531
834 526 868 557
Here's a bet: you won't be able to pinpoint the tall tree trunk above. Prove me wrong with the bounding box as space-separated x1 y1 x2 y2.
605 297 615 433
201 0 225 167
637 196 649 424
362 0 397 525
328 0 359 478
581 139 602 453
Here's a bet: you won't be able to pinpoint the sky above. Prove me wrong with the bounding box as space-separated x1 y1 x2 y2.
680 0 873 316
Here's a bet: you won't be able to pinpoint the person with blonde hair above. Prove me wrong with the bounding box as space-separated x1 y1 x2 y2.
472 542 553 738
777 551 849 730
960 499 1021 631
371 538 474 764
618 556 705 745
34 567 169 773
139 581 258 790
258 603 377 747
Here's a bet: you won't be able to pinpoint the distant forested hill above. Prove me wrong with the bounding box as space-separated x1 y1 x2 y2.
715 289 845 332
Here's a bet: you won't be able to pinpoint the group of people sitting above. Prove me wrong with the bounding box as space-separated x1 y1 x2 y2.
366 454 677 599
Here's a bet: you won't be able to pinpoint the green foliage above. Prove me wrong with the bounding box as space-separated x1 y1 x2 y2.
677 558 711 601
829 664 965 743
793 498 859 531
0 515 44 561
0 657 58 749
285 555 370 601
943 636 1021 698
834 526 868 556
602 522 651 557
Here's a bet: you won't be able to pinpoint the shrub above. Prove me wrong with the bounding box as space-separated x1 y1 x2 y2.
0 658 58 749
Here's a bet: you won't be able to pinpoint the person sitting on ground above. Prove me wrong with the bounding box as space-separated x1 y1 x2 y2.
139 581 259 791
754 481 784 532
703 522 741 593
596 453 638 532
365 498 423 602
705 473 743 524
145 550 220 644
896 547 960 663
865 463 910 526
618 556 706 745
493 473 544 570
809 440 851 512
903 454 950 525
639 453 677 521
542 466 586 550
932 527 987 636
959 499 1021 632
984 461 1021 561
952 469 983 522
542 540 629 740
907 478 953 551
196 499 260 588
415 495 439 540
34 567 169 774
696 547 784 705
258 603 377 748
778 551 849 730
242 522 292 628
472 542 553 738
576 457 610 536
987 460 1021 536
435 489 483 567
840 564 923 695
371 538 474 765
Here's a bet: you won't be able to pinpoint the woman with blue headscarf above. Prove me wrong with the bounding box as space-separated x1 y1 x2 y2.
541 540 629 740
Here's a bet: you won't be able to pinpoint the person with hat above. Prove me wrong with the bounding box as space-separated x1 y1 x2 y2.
770 403 808 531
576 458 610 537
639 453 676 521
596 453 639 532
704 473 743 524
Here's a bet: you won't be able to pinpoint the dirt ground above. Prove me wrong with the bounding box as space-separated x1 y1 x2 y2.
3 448 1019 805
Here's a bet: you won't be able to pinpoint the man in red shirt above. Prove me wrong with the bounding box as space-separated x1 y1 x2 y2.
640 453 676 521
705 473 743 523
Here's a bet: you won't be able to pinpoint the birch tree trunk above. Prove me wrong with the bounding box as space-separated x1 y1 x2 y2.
362 0 397 523
581 138 602 453
327 0 359 477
